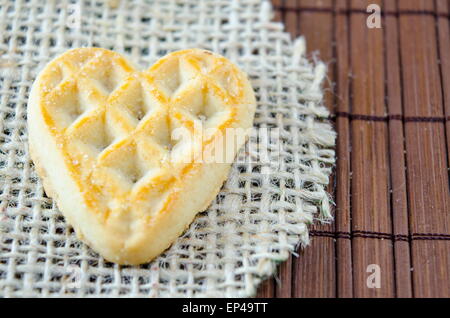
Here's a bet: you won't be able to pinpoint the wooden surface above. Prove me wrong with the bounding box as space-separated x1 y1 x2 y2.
257 0 450 298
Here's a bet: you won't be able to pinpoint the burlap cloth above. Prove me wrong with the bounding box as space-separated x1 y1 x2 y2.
0 0 335 297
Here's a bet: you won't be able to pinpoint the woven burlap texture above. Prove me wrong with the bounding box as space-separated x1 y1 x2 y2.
0 0 335 297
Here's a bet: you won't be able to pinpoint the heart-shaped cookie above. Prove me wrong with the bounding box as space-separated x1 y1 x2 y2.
28 48 256 264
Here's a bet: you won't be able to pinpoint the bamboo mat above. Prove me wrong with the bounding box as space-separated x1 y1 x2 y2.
257 0 450 298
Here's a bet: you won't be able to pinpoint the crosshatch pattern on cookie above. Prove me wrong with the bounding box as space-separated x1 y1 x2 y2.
36 48 246 220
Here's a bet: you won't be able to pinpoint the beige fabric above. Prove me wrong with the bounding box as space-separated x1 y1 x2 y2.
0 0 335 297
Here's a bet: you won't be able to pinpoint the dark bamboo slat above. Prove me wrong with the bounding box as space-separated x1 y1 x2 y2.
398 0 450 298
333 0 353 299
349 0 395 298
436 0 450 167
275 254 292 298
384 0 413 298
